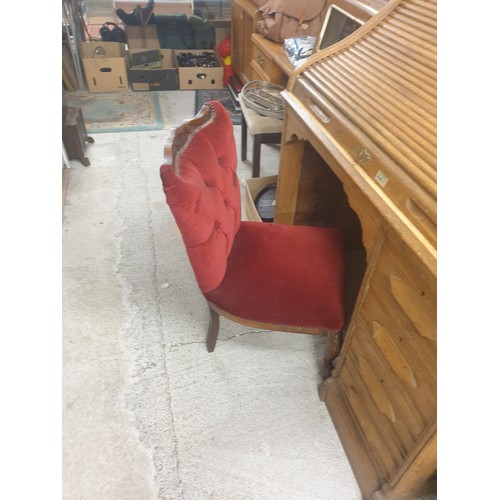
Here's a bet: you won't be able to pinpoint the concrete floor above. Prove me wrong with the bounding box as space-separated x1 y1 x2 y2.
62 90 363 499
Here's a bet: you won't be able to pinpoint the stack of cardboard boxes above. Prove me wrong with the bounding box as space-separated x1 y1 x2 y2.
80 24 224 93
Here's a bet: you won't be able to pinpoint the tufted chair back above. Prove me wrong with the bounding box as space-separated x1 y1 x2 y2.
160 101 241 293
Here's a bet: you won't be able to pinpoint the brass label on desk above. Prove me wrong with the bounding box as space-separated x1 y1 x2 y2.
353 144 371 163
375 170 389 187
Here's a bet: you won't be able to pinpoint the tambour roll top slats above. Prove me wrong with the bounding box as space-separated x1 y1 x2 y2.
291 0 437 233
369 0 390 10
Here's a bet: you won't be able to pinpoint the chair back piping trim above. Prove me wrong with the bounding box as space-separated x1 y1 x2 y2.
173 103 216 175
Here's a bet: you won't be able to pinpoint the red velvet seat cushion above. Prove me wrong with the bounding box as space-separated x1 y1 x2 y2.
205 221 346 333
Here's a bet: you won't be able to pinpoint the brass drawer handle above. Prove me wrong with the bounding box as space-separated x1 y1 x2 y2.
257 54 265 66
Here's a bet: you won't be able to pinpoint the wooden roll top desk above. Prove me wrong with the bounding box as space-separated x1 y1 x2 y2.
274 0 437 498
231 0 389 86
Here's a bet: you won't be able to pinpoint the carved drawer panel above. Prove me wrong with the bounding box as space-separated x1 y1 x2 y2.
337 228 436 483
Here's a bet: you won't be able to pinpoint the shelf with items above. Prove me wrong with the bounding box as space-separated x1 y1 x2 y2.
63 0 87 91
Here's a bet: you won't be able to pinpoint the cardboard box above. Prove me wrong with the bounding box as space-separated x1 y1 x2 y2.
244 175 278 222
129 48 162 69
128 49 179 91
80 42 128 93
175 50 223 90
125 25 160 49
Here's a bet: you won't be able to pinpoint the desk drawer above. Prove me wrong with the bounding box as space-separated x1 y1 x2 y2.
251 45 288 86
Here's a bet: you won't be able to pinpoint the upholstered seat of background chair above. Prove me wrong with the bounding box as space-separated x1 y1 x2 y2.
240 98 283 178
160 101 347 367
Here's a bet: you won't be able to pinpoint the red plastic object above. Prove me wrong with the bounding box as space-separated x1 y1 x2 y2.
218 36 231 58
223 64 233 87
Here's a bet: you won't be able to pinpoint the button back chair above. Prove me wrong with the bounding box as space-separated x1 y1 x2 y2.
160 101 347 367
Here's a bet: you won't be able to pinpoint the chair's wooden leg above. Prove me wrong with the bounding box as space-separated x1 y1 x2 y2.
206 305 220 352
323 331 343 369
252 134 262 178
241 115 247 161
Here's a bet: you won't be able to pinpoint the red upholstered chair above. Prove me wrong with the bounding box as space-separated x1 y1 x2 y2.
160 101 347 366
